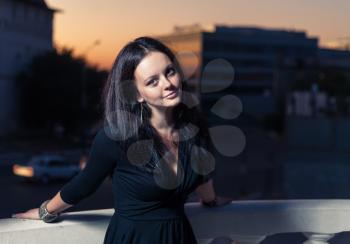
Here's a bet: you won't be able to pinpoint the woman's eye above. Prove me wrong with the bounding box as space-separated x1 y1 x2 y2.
167 67 176 76
148 79 158 86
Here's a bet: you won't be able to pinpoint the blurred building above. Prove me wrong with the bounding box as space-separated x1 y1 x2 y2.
286 90 330 116
319 48 350 70
282 49 350 198
285 49 350 117
157 24 318 122
158 25 350 199
0 0 56 135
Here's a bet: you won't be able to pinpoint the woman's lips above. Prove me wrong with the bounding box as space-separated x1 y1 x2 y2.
164 90 179 99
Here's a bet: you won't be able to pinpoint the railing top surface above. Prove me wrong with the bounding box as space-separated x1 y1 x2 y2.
0 209 114 233
186 199 350 212
3 200 350 236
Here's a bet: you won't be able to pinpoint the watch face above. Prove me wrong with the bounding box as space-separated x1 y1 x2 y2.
39 200 58 222
39 205 45 219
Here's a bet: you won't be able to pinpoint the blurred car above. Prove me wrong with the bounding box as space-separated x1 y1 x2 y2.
12 154 80 184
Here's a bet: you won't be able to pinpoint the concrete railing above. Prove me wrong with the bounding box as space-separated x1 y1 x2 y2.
2 200 350 244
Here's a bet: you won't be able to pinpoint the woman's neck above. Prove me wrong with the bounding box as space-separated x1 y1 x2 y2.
149 108 176 137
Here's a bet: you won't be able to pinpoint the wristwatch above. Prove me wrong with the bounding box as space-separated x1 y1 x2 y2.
38 200 60 223
201 197 218 208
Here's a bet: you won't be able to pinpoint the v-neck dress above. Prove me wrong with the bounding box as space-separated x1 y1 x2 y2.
60 127 214 244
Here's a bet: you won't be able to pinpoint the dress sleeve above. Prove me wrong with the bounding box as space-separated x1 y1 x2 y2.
60 128 121 205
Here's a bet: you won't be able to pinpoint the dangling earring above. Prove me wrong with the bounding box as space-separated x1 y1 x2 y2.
140 102 143 124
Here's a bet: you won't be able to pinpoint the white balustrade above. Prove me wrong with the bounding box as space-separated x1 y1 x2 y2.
1 200 350 244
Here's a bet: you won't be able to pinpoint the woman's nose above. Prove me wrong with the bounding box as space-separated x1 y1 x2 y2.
161 75 173 88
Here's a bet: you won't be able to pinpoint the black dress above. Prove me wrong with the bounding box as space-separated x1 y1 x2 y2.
60 127 214 244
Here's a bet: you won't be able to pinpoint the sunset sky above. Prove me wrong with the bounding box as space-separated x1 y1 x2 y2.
46 0 350 70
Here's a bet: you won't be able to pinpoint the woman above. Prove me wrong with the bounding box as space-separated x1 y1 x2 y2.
12 37 232 243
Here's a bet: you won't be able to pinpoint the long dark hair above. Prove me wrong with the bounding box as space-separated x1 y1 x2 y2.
102 37 213 175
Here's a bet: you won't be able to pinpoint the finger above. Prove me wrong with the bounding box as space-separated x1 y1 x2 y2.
13 213 32 219
12 213 23 218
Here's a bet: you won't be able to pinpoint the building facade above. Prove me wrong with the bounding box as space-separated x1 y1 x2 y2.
157 24 318 121
0 0 55 135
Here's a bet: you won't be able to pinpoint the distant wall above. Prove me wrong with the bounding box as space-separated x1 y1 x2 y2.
286 116 350 151
283 116 350 198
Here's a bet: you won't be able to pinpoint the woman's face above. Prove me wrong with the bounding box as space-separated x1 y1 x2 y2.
134 51 182 111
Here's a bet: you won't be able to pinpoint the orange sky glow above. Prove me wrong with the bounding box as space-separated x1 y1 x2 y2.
46 0 350 70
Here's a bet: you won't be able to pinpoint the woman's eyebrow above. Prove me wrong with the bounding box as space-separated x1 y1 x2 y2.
144 63 173 83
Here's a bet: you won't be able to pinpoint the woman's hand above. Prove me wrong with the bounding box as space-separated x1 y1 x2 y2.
201 195 234 208
12 208 40 220
215 196 233 207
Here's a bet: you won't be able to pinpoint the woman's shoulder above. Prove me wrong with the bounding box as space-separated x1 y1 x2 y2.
93 126 124 149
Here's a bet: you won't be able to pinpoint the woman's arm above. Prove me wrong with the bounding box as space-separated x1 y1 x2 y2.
12 191 73 220
195 178 216 202
46 191 73 214
12 128 120 220
195 178 234 207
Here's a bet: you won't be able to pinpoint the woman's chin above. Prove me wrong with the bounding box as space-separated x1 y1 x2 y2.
165 97 181 107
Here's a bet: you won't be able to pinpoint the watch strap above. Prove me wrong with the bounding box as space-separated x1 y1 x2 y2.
39 200 59 223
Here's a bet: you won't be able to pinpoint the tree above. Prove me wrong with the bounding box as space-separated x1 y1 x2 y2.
17 48 108 135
